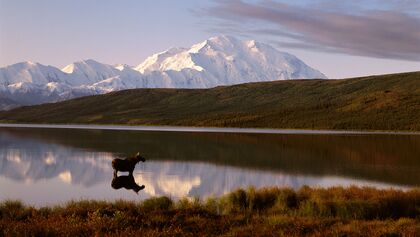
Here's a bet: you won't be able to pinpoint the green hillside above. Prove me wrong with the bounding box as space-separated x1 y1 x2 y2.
0 72 419 131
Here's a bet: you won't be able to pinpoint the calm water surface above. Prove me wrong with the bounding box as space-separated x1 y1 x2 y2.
0 127 419 206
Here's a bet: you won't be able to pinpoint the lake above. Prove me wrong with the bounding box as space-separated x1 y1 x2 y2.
0 126 419 206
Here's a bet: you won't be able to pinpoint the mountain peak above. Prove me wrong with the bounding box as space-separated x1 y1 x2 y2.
23 61 38 66
189 35 240 54
1 36 327 109
9 61 40 69
136 35 326 83
208 35 239 44
114 64 132 71
134 47 185 73
62 59 104 73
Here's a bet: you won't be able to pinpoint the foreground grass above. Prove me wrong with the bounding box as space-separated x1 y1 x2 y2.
0 72 419 131
1 187 419 236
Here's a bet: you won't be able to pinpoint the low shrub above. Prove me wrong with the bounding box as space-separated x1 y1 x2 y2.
140 196 173 212
0 187 419 236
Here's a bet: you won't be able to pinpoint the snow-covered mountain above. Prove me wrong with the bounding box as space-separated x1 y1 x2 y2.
0 36 327 110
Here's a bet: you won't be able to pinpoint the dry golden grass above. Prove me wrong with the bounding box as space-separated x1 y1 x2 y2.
1 186 419 236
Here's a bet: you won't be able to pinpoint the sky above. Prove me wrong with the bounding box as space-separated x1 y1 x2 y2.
0 0 419 78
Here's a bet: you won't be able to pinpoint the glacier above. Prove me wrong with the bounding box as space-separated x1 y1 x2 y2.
0 36 327 110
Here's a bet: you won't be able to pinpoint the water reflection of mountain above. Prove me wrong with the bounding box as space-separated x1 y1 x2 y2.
0 132 112 186
0 129 410 199
0 127 419 187
136 162 410 198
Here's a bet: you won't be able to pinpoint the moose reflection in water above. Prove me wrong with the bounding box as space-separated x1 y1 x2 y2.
111 152 146 194
111 174 145 194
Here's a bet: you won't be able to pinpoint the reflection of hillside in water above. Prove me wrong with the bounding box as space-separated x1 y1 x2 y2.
0 132 113 187
136 162 412 198
0 127 419 191
0 129 411 199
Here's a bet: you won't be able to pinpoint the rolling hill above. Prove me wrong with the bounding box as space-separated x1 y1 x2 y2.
0 71 419 131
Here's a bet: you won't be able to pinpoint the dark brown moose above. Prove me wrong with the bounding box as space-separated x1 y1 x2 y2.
111 152 146 194
112 152 146 176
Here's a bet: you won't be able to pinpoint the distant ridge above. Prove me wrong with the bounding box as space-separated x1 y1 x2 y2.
0 36 326 110
0 71 418 131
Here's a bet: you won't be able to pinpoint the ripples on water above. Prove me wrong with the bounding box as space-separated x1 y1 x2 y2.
0 127 419 206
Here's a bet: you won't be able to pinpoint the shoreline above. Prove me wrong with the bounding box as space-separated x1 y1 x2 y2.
0 123 419 135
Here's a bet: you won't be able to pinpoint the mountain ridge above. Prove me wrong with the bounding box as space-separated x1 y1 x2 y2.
0 71 418 131
0 35 326 110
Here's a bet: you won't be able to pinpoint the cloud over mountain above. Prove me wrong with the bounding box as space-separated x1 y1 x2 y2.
204 0 420 61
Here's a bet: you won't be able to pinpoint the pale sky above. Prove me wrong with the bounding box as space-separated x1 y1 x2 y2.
0 0 419 78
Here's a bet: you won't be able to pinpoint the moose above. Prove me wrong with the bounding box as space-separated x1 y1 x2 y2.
111 173 145 194
111 152 146 194
112 152 146 176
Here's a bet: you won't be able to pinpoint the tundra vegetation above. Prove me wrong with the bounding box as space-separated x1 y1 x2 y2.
1 186 419 236
0 72 419 131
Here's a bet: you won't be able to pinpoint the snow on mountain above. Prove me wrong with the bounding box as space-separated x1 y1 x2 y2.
135 47 187 73
134 35 326 87
61 59 123 86
0 36 327 110
0 61 68 85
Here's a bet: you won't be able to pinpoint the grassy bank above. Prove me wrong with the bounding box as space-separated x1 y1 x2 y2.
1 187 419 236
0 72 419 131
